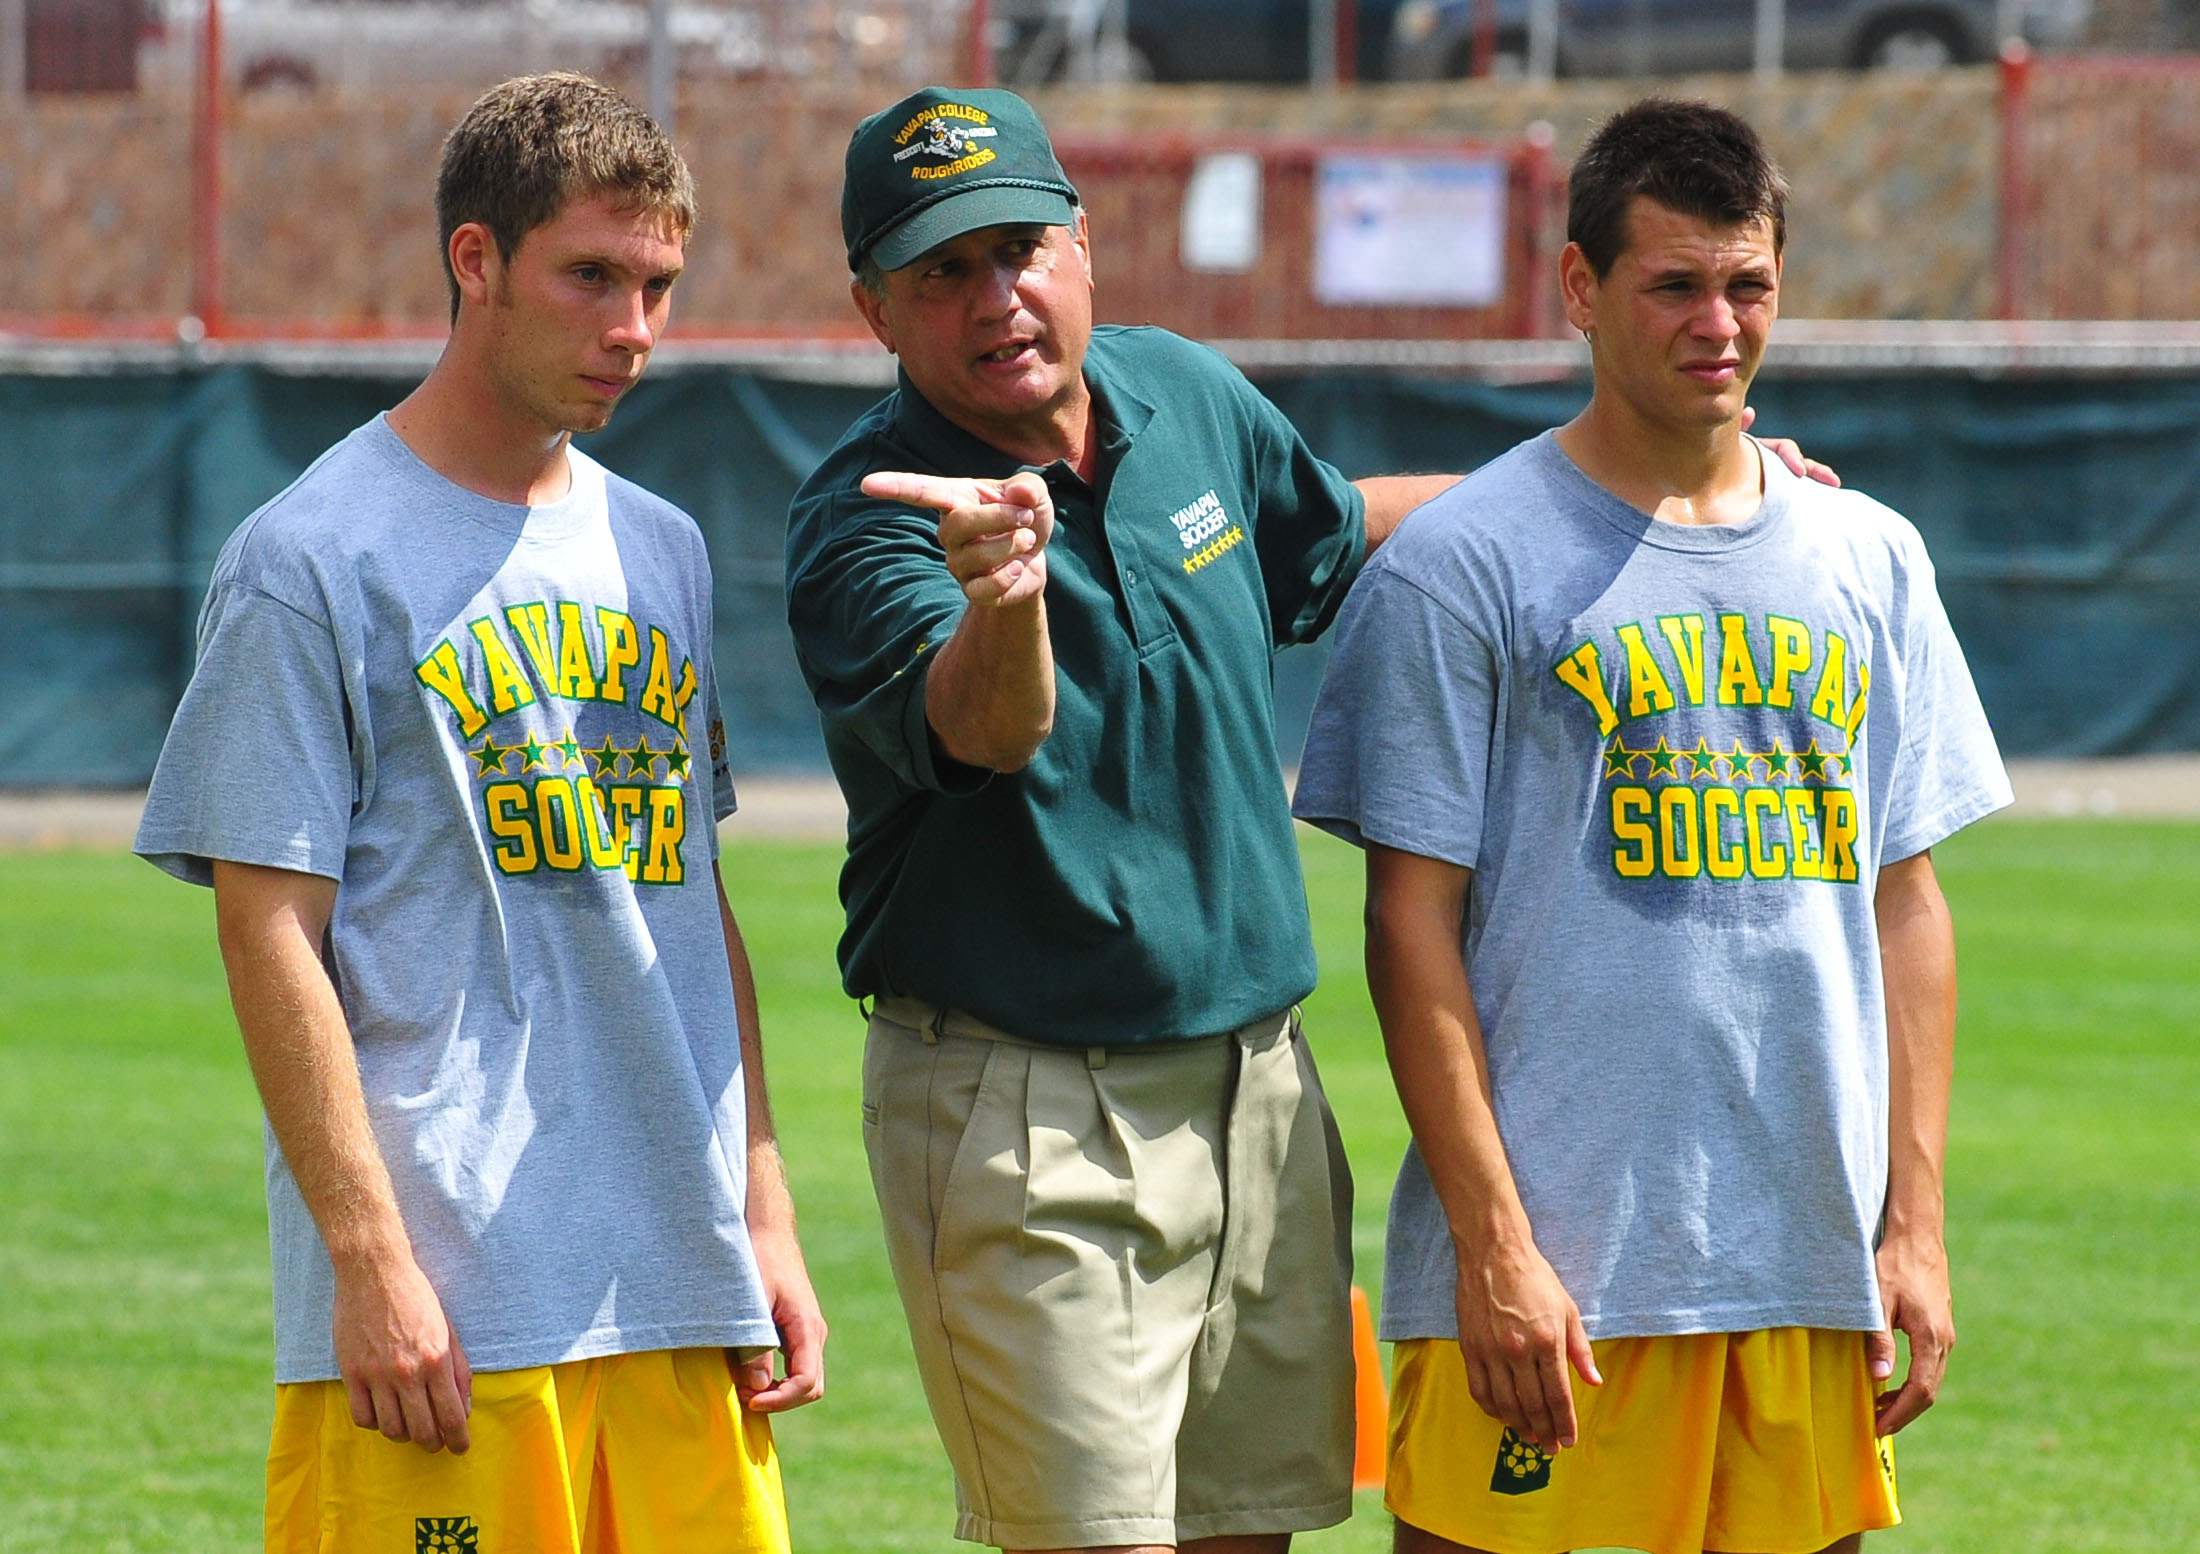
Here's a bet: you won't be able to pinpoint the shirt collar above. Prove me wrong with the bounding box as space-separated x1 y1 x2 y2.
888 333 1157 485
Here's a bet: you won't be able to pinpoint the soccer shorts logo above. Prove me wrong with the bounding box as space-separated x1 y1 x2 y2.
1490 1427 1555 1495
417 1516 480 1552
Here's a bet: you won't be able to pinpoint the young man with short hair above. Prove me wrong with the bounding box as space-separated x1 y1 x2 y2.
136 72 821 1552
1293 99 2011 1554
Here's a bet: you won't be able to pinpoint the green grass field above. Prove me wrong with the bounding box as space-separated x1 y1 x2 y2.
1 820 2195 1553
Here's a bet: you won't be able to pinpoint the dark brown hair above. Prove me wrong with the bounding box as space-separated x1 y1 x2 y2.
1568 99 1788 277
435 72 696 319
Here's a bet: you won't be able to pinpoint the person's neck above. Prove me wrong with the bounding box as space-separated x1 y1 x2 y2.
1554 397 1762 528
935 376 1094 477
385 345 573 507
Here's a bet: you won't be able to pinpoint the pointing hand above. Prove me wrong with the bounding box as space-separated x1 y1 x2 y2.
862 469 1055 608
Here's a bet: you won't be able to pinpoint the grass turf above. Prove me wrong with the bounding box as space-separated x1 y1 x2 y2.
0 820 2193 1552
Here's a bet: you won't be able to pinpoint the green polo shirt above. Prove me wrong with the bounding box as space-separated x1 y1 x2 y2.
785 325 1366 1047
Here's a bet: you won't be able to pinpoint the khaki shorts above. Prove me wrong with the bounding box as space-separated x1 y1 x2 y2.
863 998 1357 1549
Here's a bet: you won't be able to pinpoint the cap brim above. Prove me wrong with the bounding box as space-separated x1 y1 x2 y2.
868 185 1077 272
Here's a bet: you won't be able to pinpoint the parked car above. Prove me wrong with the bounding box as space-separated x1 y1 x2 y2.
1388 0 2091 78
140 0 930 94
992 0 1409 84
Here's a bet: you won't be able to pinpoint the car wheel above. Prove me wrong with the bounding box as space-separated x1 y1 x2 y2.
239 54 318 92
1854 11 1974 70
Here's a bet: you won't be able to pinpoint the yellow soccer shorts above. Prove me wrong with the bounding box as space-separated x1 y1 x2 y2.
1388 1328 1900 1554
266 1346 789 1554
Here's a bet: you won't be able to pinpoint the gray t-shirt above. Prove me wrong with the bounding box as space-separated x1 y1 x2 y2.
1294 432 2012 1342
136 416 776 1381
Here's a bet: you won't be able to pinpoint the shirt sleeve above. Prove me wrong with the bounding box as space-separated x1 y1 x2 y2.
785 493 987 796
134 581 356 887
1291 565 1499 869
1876 537 2015 864
697 638 737 843
1240 376 1368 648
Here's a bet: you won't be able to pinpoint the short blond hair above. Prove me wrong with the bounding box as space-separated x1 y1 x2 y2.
435 72 697 319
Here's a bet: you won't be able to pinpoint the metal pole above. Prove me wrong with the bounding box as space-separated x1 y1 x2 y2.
646 0 674 137
965 0 993 86
1309 0 1336 87
1998 38 2031 320
190 0 224 336
1526 0 1557 82
0 0 25 101
1753 0 1783 80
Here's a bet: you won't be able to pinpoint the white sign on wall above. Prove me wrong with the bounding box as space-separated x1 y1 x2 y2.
1181 151 1264 273
1313 156 1508 308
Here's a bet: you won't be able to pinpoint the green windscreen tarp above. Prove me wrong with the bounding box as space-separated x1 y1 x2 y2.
4 363 2198 786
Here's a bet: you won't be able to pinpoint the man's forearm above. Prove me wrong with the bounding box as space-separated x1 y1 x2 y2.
715 864 797 1236
1355 474 1463 553
1366 843 1597 1451
213 861 412 1271
924 591 1055 772
1364 847 1534 1254
1877 850 1957 1241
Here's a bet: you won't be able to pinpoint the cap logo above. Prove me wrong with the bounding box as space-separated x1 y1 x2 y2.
892 103 1000 181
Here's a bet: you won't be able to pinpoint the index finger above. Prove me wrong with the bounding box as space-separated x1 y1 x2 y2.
426 1356 472 1456
860 470 996 514
1509 1352 1566 1455
1875 1332 1949 1436
746 1319 826 1413
1537 1346 1581 1448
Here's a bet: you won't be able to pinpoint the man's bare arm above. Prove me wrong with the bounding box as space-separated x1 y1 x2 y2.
1354 475 1462 552
211 859 471 1453
1871 847 1958 1435
715 864 825 1412
1348 416 1836 556
862 469 1056 771
1364 843 1601 1456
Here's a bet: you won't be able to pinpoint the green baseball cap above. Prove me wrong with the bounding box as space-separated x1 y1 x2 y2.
842 86 1079 273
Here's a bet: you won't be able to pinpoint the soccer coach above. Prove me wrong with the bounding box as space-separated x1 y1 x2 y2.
784 85 1458 1554
787 85 1830 1553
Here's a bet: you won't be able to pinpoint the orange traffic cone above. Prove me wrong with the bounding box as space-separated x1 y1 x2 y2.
1350 1284 1388 1490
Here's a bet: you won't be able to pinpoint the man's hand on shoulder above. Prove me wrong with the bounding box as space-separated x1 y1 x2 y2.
737 1210 827 1413
332 1245 473 1454
1454 1236 1602 1457
1740 406 1841 488
862 469 1054 608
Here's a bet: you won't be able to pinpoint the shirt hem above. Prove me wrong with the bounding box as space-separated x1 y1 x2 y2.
1379 1300 1885 1344
272 1317 782 1384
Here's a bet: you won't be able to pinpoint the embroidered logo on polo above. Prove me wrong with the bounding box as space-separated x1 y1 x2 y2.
1490 1428 1554 1495
416 1516 480 1552
1553 610 1869 884
414 600 707 886
891 103 999 180
1167 488 1245 575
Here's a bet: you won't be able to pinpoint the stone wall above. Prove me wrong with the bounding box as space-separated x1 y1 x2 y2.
1035 68 2002 321
0 62 2163 332
0 96 190 317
